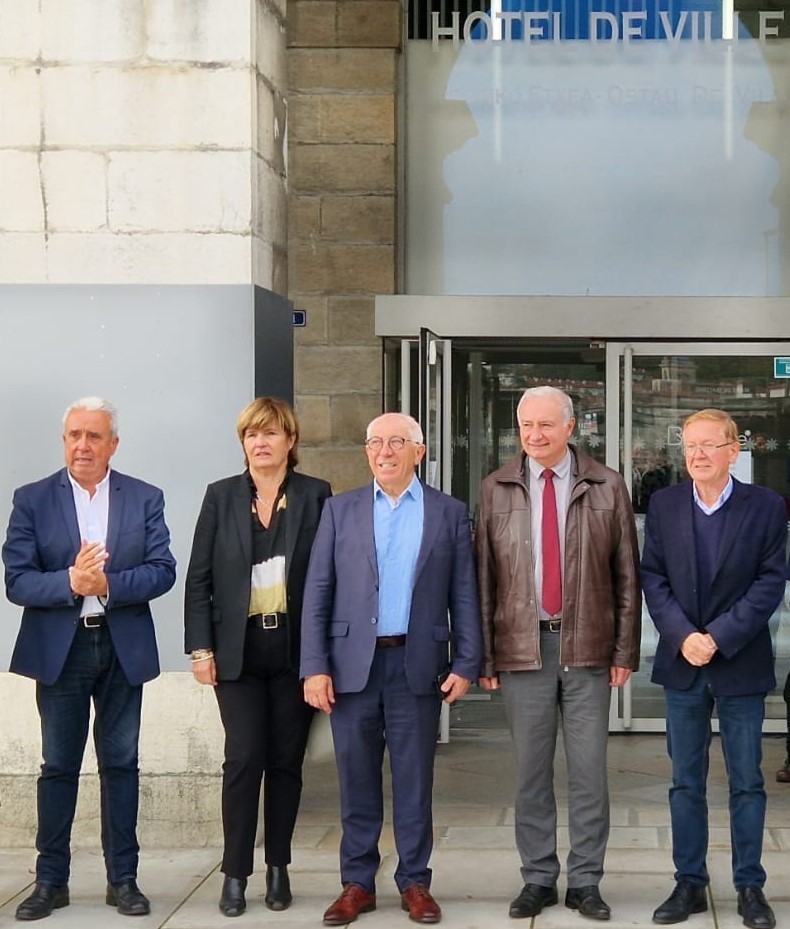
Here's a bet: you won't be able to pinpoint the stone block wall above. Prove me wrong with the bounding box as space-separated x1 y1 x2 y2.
288 2 402 491
0 0 286 289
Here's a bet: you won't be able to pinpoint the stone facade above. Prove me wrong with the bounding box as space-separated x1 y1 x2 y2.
0 0 283 288
288 1 401 491
0 0 404 846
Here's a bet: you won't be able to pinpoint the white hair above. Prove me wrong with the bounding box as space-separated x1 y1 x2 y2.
366 413 424 444
63 396 118 437
516 386 574 424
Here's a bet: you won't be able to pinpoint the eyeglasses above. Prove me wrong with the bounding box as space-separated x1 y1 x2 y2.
364 436 415 452
681 441 735 456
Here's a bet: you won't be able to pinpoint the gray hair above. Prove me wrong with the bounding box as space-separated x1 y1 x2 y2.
366 412 424 445
516 386 575 424
63 396 118 437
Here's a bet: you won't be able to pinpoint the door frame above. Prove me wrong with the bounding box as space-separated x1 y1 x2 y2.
607 341 790 733
379 298 790 734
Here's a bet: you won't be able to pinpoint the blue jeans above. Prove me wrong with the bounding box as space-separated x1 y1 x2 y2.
665 673 767 889
35 624 143 886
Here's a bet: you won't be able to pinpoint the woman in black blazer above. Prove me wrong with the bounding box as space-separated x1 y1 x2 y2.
184 397 331 917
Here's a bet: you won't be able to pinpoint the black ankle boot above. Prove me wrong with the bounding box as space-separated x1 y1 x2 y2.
265 865 292 911
219 876 247 917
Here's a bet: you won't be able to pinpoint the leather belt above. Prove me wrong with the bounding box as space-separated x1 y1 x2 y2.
248 612 287 630
82 614 107 628
376 635 407 648
539 618 562 633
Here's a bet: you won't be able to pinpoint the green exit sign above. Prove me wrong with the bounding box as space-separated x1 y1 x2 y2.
774 357 790 378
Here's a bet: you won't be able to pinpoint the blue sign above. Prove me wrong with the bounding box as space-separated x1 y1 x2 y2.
774 357 790 378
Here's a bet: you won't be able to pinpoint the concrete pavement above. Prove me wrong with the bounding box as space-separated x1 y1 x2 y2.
1 732 789 928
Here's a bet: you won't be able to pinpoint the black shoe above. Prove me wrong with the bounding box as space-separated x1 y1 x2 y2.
106 880 151 916
219 877 247 918
15 884 69 921
265 865 292 911
509 883 558 919
652 882 707 924
566 886 612 921
737 886 775 929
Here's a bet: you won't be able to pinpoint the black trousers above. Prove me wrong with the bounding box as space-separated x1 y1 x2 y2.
214 624 314 878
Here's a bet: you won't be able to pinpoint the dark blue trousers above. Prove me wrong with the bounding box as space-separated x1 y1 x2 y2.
329 646 441 893
35 624 142 886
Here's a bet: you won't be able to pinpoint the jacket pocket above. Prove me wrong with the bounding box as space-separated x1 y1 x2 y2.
432 625 450 642
329 622 350 637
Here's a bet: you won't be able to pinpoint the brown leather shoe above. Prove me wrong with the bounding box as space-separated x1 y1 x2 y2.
323 884 376 926
401 884 442 924
776 763 790 783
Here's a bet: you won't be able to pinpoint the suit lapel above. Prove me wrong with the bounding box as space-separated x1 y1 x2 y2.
356 487 378 582
284 476 306 580
231 475 253 567
711 480 747 582
57 469 81 552
414 483 441 581
674 483 698 593
105 470 124 564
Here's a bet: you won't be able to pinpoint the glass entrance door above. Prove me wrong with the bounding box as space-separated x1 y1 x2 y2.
608 342 790 732
385 335 790 733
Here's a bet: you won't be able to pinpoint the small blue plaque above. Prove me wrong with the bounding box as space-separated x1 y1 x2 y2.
292 310 307 327
774 357 790 378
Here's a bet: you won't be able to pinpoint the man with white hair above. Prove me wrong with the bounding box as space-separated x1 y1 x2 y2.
476 386 641 922
3 397 176 921
301 412 482 926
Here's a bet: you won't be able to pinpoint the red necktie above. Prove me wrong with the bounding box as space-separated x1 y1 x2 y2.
541 469 562 616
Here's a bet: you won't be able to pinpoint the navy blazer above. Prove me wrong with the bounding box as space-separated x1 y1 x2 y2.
641 478 787 696
300 481 483 695
183 469 332 680
3 468 176 686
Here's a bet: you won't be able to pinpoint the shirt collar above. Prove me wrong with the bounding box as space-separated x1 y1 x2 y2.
693 475 733 514
373 474 423 507
526 448 572 482
67 467 112 494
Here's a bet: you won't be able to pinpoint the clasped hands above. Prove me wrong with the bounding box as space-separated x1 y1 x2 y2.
680 631 718 666
69 540 109 598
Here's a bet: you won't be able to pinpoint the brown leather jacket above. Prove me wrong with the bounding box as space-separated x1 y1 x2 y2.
475 447 641 677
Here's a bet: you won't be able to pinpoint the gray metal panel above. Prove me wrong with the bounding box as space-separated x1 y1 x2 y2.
0 284 259 671
254 287 294 402
375 295 790 339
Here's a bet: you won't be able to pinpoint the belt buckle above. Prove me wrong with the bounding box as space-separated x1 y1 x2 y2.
83 614 103 628
547 618 562 633
261 613 279 630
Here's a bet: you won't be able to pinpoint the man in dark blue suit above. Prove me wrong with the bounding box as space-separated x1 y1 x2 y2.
2 397 176 921
300 412 482 926
642 409 787 929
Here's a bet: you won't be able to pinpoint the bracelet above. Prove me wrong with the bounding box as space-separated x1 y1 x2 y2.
190 649 214 662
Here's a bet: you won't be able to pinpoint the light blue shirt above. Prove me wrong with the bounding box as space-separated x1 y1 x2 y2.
373 475 424 636
692 476 734 515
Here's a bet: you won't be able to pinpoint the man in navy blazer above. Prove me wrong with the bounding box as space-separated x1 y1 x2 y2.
2 397 176 921
300 412 482 926
642 409 787 929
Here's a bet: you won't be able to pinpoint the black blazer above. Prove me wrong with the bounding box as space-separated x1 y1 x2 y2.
184 469 332 680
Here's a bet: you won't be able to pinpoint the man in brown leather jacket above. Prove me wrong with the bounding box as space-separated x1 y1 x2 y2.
475 386 641 923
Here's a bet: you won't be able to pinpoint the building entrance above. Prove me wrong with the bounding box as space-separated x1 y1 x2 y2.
376 297 790 733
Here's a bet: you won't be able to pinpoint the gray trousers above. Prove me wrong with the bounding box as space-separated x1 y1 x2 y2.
500 630 611 889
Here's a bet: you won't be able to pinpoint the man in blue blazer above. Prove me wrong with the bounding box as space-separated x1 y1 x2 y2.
301 412 482 926
2 397 176 921
642 409 787 929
